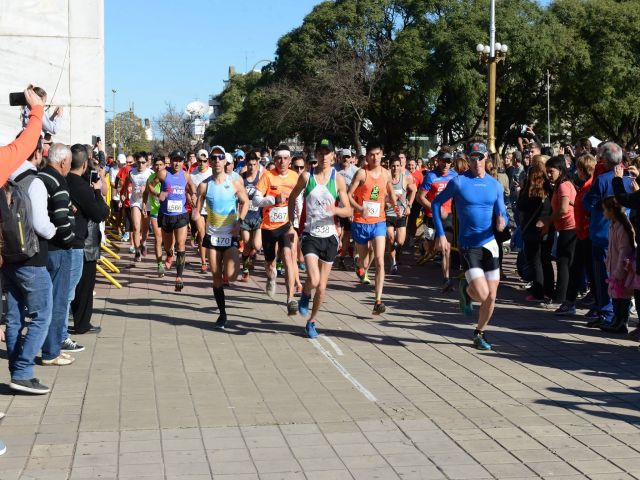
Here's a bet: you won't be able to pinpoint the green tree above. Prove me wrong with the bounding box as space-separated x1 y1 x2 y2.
105 111 149 155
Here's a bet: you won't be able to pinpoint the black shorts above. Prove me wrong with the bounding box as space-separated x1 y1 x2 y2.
339 216 351 232
262 224 292 263
424 216 453 241
158 212 190 233
203 234 240 252
460 240 501 281
386 216 407 229
301 234 339 264
123 207 133 232
110 199 120 214
241 215 261 232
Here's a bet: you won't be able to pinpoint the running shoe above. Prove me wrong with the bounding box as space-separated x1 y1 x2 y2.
372 300 386 315
157 262 165 278
390 263 398 275
584 309 599 319
60 338 85 353
175 278 184 292
294 285 302 297
554 303 576 316
134 250 141 262
276 260 284 277
165 254 174 270
140 245 147 257
200 264 208 274
9 378 50 395
361 272 371 285
587 317 604 328
287 300 299 316
356 267 365 280
579 291 595 307
214 314 228 329
266 277 277 298
473 332 492 351
299 291 310 316
458 278 473 316
298 261 306 272
442 278 455 294
122 232 130 242
129 245 136 254
305 321 318 338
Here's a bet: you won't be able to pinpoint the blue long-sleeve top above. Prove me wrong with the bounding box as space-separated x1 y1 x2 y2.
582 170 632 249
432 171 508 248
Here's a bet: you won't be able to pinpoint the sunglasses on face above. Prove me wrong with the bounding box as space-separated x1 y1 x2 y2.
293 165 305 170
200 158 209 162
210 154 225 161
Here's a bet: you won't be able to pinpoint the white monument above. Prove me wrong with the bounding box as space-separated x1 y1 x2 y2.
0 0 105 145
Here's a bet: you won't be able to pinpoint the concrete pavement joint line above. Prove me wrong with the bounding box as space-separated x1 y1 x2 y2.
321 335 344 356
309 339 377 402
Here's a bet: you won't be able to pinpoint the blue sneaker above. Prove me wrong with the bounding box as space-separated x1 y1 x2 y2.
473 332 492 351
299 291 310 316
0 439 6 456
459 278 473 316
305 321 318 338
298 261 306 272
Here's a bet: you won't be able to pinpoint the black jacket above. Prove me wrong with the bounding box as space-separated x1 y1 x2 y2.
517 181 553 242
67 172 109 249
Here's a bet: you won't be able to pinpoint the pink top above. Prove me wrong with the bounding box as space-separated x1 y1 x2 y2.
551 181 576 231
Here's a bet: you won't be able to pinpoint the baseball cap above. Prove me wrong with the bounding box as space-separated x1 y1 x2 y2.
169 149 185 160
209 145 226 156
426 149 437 159
117 153 126 165
225 153 233 164
315 138 334 152
467 142 488 157
341 148 352 157
437 150 453 161
233 149 245 158
197 149 208 158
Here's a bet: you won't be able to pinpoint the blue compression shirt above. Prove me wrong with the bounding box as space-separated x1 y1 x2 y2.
432 171 508 248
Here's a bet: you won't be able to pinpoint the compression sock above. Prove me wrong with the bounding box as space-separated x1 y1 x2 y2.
166 248 174 257
213 287 226 315
176 251 186 277
242 254 250 269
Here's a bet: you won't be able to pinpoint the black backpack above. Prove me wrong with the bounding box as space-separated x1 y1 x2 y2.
0 170 40 263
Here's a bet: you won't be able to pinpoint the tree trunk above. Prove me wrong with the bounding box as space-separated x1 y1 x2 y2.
353 119 362 155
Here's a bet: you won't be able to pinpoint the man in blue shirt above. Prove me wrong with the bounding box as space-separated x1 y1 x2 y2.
432 141 508 350
582 142 632 327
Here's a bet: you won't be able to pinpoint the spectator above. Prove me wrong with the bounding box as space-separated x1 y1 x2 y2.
518 155 554 301
567 154 597 315
38 143 76 366
4 138 56 394
542 155 577 314
583 142 632 328
69 158 110 334
21 89 63 137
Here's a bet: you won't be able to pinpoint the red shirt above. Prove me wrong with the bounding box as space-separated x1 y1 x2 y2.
552 180 577 231
575 177 592 240
409 169 423 188
117 165 132 207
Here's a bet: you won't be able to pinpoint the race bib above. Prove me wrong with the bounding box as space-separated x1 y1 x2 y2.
311 224 331 236
209 235 231 247
483 239 500 258
269 206 288 223
249 204 259 212
363 200 381 218
167 200 183 213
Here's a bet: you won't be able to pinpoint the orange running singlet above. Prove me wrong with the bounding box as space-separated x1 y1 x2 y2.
255 169 299 230
353 168 388 224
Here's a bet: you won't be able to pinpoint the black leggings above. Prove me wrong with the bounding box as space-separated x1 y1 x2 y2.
524 236 554 299
567 237 593 302
555 229 577 304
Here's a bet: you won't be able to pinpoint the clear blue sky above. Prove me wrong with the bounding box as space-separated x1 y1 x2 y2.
105 0 320 123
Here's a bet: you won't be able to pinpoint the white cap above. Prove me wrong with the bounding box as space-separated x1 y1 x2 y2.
197 149 208 157
117 153 126 165
225 152 233 164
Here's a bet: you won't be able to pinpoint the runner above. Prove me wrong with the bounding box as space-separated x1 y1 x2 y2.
193 150 250 329
406 158 424 247
288 138 352 337
148 150 192 291
240 152 262 281
144 155 167 276
189 151 213 273
336 148 359 270
386 156 416 274
432 141 508 351
122 152 153 262
252 144 299 314
417 147 458 290
348 142 399 314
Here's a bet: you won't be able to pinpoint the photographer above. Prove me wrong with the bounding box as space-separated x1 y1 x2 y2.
0 86 45 186
517 124 542 153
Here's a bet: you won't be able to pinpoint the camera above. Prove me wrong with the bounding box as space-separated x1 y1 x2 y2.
90 170 99 184
9 87 47 106
92 135 101 145
520 125 529 135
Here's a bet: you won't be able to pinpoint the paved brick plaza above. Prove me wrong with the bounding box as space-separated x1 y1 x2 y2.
1 249 639 480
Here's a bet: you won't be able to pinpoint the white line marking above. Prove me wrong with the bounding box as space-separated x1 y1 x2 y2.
310 339 377 402
321 335 344 356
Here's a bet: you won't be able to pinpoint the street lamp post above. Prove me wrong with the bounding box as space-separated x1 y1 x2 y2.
476 0 508 154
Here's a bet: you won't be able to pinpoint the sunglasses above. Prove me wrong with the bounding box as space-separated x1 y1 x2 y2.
200 158 209 162
293 165 305 170
210 154 225 161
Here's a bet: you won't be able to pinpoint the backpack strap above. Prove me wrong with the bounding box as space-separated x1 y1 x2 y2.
14 169 36 184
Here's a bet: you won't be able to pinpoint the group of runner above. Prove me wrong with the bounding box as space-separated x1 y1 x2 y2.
112 138 507 350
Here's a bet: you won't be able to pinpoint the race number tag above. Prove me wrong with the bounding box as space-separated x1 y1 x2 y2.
249 204 259 212
363 201 381 218
210 235 231 247
167 200 183 213
311 224 331 236
269 206 288 223
483 239 500 258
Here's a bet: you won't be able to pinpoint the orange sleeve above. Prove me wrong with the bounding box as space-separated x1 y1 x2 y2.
256 171 270 195
0 105 43 187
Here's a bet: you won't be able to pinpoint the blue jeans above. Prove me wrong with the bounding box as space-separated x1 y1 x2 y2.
592 245 614 323
61 249 84 342
42 249 71 361
3 265 53 380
